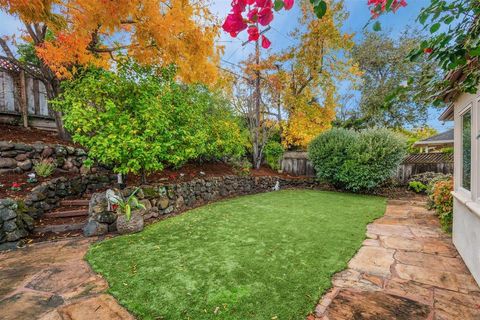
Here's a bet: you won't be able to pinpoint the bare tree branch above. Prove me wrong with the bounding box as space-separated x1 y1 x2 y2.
0 38 15 59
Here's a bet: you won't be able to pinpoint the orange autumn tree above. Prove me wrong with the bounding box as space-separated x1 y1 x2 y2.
262 0 360 149
0 0 220 138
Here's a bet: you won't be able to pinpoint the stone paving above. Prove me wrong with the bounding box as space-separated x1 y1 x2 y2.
0 238 133 320
311 199 480 320
2 198 480 319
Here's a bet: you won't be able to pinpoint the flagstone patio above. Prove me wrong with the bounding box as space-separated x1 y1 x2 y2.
1 197 479 320
311 199 480 320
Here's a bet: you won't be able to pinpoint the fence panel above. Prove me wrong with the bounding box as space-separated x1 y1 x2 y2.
281 151 454 183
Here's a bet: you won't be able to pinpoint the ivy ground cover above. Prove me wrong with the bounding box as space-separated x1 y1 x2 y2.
86 190 386 319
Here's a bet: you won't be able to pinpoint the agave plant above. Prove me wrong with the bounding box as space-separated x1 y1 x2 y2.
108 188 145 221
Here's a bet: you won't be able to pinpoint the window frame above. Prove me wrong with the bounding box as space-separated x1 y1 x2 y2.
458 103 473 198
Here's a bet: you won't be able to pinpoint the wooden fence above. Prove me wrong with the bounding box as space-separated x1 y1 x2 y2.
280 151 315 177
396 153 454 184
0 58 55 130
281 151 454 183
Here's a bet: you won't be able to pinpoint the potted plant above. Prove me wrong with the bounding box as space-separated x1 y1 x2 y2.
109 188 146 234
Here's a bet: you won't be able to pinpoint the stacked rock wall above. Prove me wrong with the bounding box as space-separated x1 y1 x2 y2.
0 173 116 246
85 175 323 236
0 141 88 174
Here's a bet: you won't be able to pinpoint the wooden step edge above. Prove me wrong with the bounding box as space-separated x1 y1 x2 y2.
44 209 89 218
59 199 90 206
34 223 85 234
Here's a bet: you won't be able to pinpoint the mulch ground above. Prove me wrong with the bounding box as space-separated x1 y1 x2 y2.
0 123 78 146
125 162 303 186
0 171 79 200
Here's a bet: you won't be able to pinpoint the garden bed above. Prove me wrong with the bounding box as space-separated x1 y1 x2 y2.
0 123 78 146
0 171 79 199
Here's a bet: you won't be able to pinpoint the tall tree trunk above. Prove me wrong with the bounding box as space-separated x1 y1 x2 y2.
253 39 262 170
19 71 29 128
44 76 70 140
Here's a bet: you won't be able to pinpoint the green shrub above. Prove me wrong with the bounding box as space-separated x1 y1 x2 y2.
409 172 452 187
231 158 252 176
408 181 427 193
34 160 56 177
308 128 406 192
52 62 246 176
264 141 284 170
308 128 356 188
429 179 453 232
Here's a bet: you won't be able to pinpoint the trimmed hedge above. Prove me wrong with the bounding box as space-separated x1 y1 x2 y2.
308 128 406 192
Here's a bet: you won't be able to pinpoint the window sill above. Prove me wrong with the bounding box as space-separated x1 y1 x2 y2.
452 191 480 219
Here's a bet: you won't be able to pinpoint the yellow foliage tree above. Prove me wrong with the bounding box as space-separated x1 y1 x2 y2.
262 0 360 149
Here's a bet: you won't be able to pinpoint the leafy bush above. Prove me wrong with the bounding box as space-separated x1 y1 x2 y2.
53 62 246 177
264 141 284 171
34 160 56 177
409 172 452 187
308 128 406 192
231 158 252 177
408 181 427 193
429 178 453 232
308 128 356 188
107 188 145 221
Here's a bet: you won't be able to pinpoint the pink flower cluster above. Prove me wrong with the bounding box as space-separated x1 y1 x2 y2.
367 0 407 17
222 0 294 49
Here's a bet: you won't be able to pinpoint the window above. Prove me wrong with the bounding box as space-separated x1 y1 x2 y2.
462 109 472 190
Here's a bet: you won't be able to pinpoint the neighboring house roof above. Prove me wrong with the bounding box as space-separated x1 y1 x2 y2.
413 129 454 146
403 152 454 164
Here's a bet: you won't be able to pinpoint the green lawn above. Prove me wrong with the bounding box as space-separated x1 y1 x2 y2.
86 190 386 320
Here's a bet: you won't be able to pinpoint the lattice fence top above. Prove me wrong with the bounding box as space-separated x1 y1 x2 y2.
403 153 454 164
0 57 20 73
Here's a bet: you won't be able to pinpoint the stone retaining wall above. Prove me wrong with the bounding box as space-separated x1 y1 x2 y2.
85 175 323 236
0 173 116 247
0 141 88 174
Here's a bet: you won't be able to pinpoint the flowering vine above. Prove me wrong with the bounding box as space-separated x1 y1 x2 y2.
222 0 407 48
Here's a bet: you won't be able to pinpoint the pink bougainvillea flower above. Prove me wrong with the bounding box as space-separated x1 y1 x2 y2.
247 7 259 22
283 0 294 10
261 35 271 48
222 12 247 37
258 7 274 26
368 0 407 17
231 0 247 13
424 47 433 54
248 26 260 41
256 0 272 8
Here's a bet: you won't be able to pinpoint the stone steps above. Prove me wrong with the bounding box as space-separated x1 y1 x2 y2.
33 223 86 234
44 209 88 218
32 197 90 238
60 199 89 206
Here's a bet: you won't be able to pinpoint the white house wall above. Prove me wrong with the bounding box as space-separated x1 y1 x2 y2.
452 87 480 285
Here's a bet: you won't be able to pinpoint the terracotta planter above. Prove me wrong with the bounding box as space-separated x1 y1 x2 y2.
116 212 144 234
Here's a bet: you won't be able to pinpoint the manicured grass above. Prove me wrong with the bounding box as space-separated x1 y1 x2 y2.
86 190 386 320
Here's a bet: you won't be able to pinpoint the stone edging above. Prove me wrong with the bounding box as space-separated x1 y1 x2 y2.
84 175 324 236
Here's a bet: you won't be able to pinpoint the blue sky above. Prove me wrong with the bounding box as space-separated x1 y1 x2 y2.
0 0 452 131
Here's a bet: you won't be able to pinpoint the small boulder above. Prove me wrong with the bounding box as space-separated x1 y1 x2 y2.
83 220 108 237
158 197 170 210
41 147 54 158
116 213 144 235
0 208 16 221
17 159 32 171
0 158 16 169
